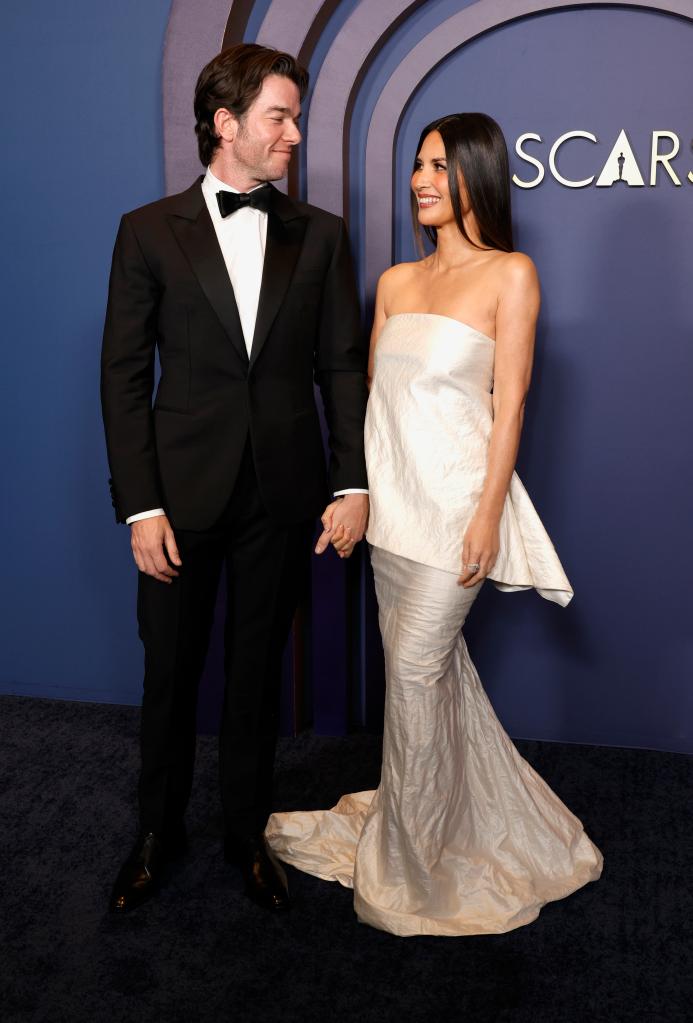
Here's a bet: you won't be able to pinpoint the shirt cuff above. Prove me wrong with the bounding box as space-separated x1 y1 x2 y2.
126 508 166 525
333 489 369 497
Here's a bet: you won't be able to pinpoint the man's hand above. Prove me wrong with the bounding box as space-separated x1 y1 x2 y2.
130 514 182 583
315 494 369 558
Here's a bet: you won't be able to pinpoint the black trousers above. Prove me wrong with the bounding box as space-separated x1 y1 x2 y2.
136 442 313 842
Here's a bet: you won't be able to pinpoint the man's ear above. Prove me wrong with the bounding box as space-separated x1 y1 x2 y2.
213 107 238 144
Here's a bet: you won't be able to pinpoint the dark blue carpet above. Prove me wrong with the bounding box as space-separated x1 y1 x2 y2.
1 695 691 1022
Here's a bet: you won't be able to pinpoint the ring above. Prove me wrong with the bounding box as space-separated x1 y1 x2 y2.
467 563 481 571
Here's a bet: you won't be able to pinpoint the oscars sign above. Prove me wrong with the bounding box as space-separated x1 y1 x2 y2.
513 129 693 188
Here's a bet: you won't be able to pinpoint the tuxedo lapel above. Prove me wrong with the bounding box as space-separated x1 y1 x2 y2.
249 188 307 371
167 180 248 367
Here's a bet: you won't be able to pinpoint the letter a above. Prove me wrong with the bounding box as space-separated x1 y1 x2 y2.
596 129 645 187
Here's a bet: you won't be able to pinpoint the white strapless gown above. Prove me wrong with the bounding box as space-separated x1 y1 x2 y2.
266 313 603 936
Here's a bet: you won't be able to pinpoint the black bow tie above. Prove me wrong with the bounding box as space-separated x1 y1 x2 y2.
216 185 272 218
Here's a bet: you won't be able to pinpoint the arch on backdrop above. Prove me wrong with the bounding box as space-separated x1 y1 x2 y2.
161 0 693 736
165 0 693 289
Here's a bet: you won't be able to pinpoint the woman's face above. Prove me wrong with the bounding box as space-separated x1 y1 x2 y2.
411 131 456 228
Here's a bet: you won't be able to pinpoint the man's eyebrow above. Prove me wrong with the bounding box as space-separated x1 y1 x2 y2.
265 105 301 119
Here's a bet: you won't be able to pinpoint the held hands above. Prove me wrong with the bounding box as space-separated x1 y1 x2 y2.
130 514 182 583
315 494 369 559
458 512 500 587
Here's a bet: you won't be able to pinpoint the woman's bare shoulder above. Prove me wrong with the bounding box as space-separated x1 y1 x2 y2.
379 259 425 284
378 260 427 300
494 250 539 287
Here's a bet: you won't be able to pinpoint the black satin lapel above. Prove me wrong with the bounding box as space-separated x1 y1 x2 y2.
249 212 307 369
168 208 248 366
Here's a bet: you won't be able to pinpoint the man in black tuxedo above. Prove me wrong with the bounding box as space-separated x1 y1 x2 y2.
101 44 369 913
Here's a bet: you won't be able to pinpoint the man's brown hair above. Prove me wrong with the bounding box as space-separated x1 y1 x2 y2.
194 43 309 166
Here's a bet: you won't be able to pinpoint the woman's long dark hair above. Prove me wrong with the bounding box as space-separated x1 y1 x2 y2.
411 113 514 254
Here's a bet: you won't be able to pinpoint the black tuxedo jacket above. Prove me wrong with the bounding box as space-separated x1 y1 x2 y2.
101 179 368 529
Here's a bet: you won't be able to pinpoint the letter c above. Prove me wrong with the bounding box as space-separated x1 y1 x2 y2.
549 131 598 188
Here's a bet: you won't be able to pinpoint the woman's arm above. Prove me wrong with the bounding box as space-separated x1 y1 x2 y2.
460 252 540 586
367 268 394 388
320 268 394 558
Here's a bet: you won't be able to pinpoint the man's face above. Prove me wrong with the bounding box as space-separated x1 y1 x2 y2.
229 74 302 184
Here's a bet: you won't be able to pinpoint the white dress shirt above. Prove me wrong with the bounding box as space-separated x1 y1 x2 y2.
202 167 267 356
126 169 366 525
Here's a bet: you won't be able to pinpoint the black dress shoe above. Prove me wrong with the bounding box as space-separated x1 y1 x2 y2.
108 830 186 914
225 835 291 912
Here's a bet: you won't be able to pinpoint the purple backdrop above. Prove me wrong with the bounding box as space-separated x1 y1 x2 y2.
3 2 690 755
166 1 692 752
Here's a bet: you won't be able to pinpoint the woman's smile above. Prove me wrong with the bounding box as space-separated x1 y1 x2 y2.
417 193 442 208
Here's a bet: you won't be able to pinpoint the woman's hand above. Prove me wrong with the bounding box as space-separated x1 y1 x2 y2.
458 513 500 587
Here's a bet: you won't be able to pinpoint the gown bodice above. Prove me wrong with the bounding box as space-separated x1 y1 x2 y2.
364 312 573 605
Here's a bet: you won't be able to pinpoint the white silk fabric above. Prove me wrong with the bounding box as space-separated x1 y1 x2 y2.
267 549 602 936
364 312 573 606
265 313 602 935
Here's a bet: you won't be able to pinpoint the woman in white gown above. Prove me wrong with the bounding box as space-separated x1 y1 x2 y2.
266 113 603 936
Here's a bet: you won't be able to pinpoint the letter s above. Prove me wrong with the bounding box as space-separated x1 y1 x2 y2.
513 133 544 189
